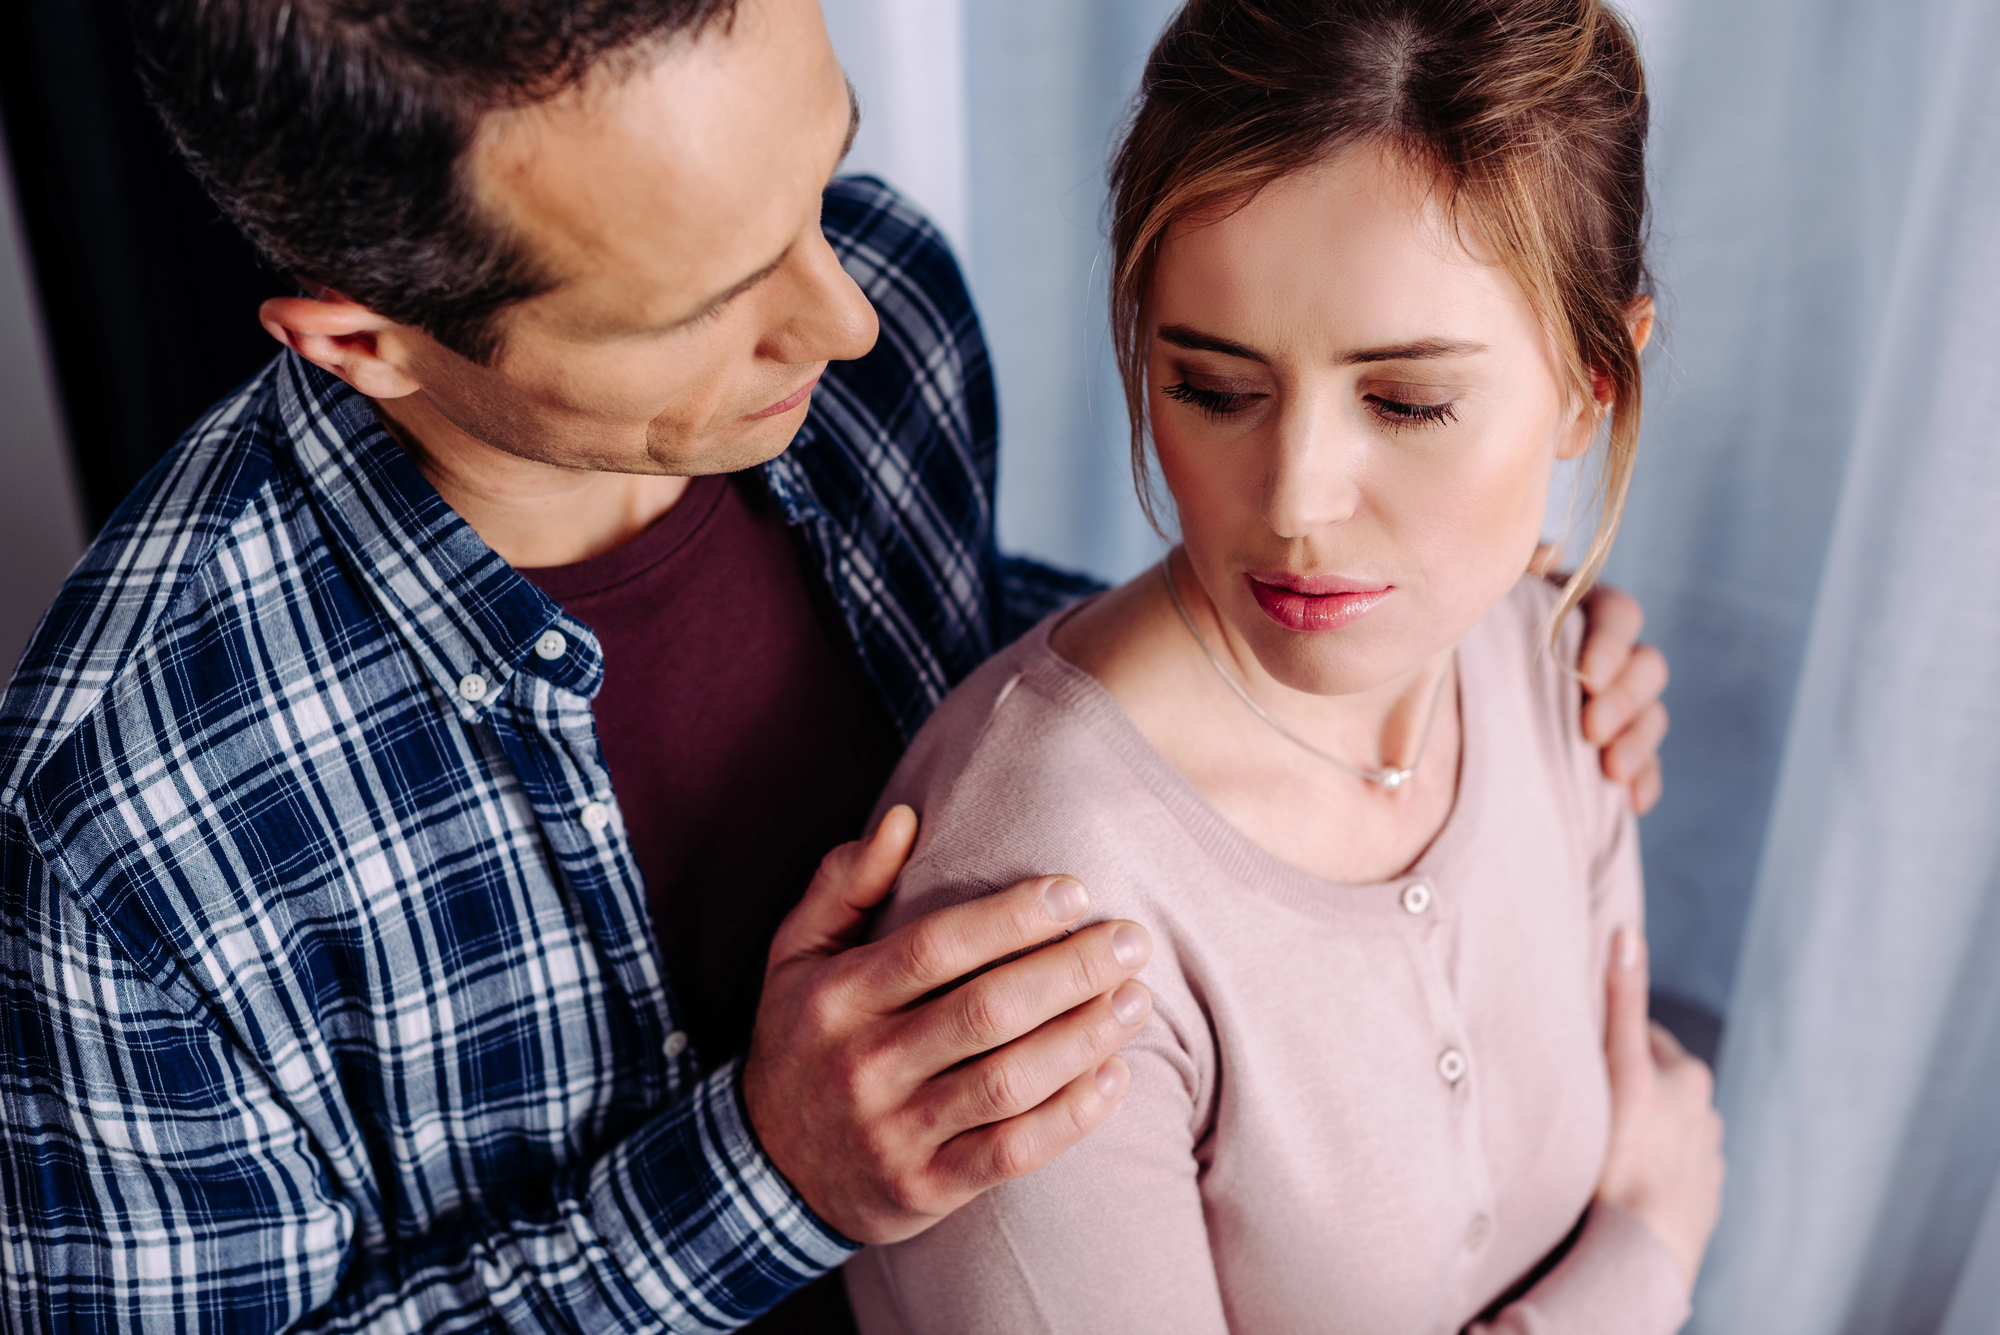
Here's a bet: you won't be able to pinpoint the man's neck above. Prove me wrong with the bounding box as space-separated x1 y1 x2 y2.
371 391 692 570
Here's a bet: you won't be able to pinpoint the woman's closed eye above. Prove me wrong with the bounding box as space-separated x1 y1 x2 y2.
1365 394 1459 428
1163 380 1259 419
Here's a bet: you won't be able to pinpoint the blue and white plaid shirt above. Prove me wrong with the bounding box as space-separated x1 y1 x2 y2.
0 177 1095 1333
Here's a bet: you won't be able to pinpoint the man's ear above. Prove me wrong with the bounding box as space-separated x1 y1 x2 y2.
260 288 425 399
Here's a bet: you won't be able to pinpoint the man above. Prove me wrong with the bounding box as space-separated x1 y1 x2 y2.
0 0 1670 1329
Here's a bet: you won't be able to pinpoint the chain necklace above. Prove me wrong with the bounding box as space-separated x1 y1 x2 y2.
1161 554 1452 790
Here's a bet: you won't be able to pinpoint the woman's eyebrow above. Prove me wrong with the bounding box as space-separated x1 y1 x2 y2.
1342 338 1489 364
1158 323 1266 363
1158 324 1488 366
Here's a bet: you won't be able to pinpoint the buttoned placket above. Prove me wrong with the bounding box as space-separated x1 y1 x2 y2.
1395 874 1501 1277
482 610 703 1097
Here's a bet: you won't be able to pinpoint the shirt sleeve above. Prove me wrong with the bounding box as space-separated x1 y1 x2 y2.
0 821 852 1335
842 824 1227 1335
845 1018 1228 1335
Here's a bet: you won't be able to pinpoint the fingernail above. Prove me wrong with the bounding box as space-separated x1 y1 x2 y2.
1095 1059 1126 1100
1111 924 1149 969
1617 928 1640 971
1110 981 1150 1026
1042 877 1089 923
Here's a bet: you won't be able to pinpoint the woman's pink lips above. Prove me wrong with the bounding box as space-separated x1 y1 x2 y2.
748 373 822 421
1246 574 1393 632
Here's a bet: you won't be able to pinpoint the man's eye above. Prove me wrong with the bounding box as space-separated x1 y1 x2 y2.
1164 381 1254 419
1365 395 1459 427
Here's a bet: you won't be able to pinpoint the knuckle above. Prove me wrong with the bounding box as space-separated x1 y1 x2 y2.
830 1044 879 1104
800 975 851 1037
899 920 956 989
956 983 1013 1051
976 1060 1024 1120
985 1130 1036 1184
1638 642 1669 686
884 1165 935 1217
1066 937 1111 998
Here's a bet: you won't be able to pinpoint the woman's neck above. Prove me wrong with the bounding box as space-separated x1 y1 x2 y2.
1052 553 1462 884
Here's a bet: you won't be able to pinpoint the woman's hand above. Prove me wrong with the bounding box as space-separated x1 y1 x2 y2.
1595 928 1726 1293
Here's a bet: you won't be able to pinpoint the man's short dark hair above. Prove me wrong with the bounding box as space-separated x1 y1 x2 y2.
131 0 738 364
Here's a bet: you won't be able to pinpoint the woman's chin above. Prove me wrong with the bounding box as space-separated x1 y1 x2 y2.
1238 631 1402 700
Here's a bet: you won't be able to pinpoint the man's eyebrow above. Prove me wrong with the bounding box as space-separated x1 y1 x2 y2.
839 74 861 166
1158 325 1489 366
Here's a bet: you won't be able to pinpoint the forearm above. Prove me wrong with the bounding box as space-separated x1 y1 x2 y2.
0 834 848 1334
1466 1203 1690 1335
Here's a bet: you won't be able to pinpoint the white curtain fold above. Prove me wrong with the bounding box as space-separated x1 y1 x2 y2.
1686 0 2000 1326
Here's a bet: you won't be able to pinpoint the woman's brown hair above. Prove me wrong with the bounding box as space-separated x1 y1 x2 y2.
1109 0 1651 630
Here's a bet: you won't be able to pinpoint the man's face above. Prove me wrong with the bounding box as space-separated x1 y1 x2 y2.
389 0 877 476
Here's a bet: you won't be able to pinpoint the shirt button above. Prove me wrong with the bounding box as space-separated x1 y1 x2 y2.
1438 1047 1468 1084
663 1030 689 1060
579 801 611 832
457 672 489 703
1465 1213 1491 1249
534 630 568 661
1400 882 1433 915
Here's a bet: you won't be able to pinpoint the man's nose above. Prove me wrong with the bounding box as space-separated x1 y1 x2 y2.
1263 396 1362 539
761 228 880 366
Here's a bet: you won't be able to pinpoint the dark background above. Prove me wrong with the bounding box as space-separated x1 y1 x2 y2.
0 0 291 533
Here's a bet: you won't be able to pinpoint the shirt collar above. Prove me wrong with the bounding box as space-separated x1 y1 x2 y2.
274 352 604 711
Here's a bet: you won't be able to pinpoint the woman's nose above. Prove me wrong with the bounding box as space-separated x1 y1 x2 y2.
1263 399 1362 539
759 226 880 366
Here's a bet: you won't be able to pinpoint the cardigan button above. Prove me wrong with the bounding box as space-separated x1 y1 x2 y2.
1400 882 1433 915
1438 1048 1468 1085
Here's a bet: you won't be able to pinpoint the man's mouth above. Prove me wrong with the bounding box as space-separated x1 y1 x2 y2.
747 372 823 421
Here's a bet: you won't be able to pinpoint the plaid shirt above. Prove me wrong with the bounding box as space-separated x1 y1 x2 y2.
0 176 1096 1334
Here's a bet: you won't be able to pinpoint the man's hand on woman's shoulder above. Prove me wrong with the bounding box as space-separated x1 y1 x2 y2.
1533 547 1671 815
742 805 1155 1244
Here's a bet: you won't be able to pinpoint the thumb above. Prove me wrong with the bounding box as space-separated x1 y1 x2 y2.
768 805 920 968
1604 927 1654 1106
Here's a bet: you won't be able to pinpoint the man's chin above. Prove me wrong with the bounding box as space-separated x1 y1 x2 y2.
645 414 808 477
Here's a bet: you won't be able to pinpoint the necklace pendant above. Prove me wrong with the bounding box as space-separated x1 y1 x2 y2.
1377 768 1412 790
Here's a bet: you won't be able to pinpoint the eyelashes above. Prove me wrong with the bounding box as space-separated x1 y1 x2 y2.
1161 380 1248 419
1161 381 1460 429
1363 395 1459 427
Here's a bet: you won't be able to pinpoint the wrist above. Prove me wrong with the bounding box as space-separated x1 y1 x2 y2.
1596 1191 1704 1294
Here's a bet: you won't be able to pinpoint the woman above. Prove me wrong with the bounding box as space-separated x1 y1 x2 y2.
844 0 1722 1330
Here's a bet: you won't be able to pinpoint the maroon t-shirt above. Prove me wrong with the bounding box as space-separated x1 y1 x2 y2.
518 471 902 1074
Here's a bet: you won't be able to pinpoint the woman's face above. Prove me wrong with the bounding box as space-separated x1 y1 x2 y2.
1148 142 1597 698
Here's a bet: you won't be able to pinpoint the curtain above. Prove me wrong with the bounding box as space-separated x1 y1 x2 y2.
1648 0 2000 1327
834 2 2000 1328
826 0 1176 582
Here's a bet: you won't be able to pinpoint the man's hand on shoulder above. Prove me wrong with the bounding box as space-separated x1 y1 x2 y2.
743 805 1153 1245
1532 547 1671 815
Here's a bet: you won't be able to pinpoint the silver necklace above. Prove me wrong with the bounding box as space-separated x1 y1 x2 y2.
1161 555 1451 790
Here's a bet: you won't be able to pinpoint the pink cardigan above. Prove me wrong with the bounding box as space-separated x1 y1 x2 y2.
846 578 1690 1334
